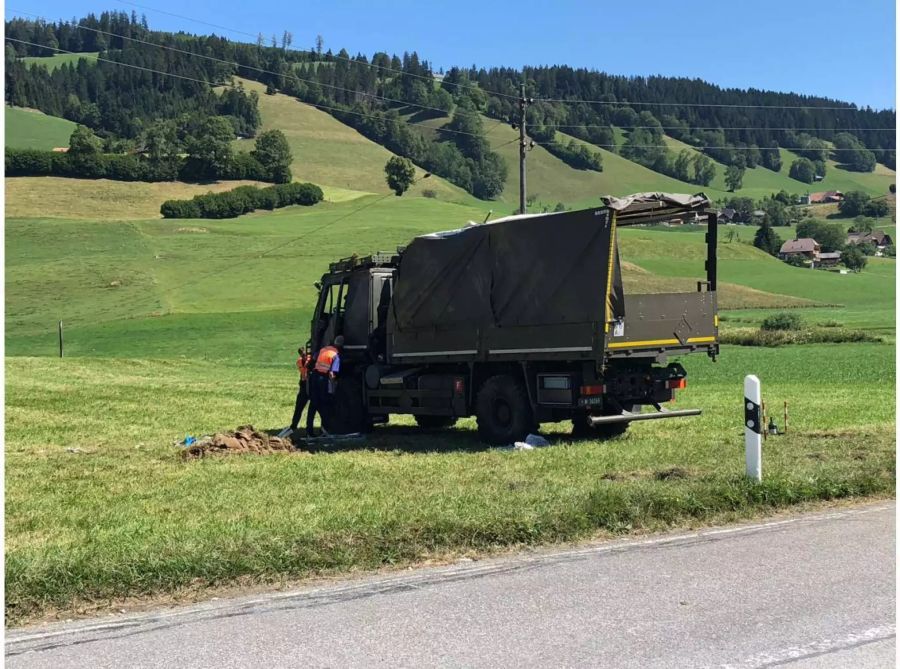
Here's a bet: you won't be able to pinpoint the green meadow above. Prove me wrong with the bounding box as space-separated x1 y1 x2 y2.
5 189 895 622
21 51 100 72
5 106 77 150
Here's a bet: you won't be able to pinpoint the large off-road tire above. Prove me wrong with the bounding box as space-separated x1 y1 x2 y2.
475 375 535 444
414 415 458 430
571 404 637 441
326 376 369 434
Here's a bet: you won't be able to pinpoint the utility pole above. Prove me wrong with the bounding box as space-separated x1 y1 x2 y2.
516 83 533 214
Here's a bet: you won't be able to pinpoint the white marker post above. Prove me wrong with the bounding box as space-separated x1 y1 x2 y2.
744 375 762 481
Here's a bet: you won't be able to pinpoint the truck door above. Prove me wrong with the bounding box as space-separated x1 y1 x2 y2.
340 271 371 353
368 271 393 359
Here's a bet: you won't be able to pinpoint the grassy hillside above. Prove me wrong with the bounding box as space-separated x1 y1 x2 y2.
4 177 271 219
412 114 704 213
660 134 893 199
779 147 894 196
233 78 479 205
407 112 893 209
20 51 99 71
6 106 76 149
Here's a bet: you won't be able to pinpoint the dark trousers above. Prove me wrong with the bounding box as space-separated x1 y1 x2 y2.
306 373 331 434
290 380 309 430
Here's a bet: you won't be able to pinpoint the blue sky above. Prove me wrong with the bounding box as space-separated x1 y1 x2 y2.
9 0 897 109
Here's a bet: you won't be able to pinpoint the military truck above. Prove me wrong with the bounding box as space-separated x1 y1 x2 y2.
309 192 718 444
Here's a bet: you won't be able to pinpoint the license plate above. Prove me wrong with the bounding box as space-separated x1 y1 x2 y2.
578 396 603 406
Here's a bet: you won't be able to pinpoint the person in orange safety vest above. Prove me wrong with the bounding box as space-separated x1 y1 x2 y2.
278 347 313 438
306 335 343 437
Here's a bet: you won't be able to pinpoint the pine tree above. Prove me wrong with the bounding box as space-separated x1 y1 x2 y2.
753 222 782 257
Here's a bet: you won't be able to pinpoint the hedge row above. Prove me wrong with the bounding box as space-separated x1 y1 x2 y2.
160 183 323 219
720 327 882 347
5 149 287 183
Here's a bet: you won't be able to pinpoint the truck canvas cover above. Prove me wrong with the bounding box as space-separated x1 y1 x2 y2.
388 206 622 360
387 193 712 362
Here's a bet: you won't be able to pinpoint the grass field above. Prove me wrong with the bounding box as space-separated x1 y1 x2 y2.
7 197 871 360
412 113 701 213
20 52 99 72
660 135 895 200
6 343 894 623
232 78 479 204
4 177 273 220
5 189 895 622
6 106 77 150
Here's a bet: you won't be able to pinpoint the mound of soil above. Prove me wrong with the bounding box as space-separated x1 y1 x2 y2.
181 425 298 459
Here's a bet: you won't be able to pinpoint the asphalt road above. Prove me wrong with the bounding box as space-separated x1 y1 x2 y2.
7 503 895 669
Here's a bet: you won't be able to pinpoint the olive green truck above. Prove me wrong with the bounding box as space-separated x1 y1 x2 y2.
309 192 718 443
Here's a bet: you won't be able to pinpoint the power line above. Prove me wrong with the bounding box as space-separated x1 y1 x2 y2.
110 1 883 114
6 38 887 158
8 10 457 117
14 4 893 115
13 6 895 119
109 0 519 100
7 37 220 88
539 141 888 151
6 38 492 142
540 96 870 111
547 123 895 132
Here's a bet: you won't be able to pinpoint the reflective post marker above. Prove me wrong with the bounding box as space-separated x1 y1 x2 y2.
744 375 762 481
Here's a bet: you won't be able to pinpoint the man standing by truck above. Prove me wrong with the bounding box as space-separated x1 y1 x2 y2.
306 335 343 437
278 347 312 438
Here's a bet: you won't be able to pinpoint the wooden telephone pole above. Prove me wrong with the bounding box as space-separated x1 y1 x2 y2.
516 83 533 214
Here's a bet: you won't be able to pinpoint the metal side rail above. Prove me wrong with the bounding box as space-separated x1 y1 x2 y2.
589 406 701 426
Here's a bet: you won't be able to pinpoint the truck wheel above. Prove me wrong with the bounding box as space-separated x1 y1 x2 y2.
326 376 368 434
414 415 458 430
572 405 636 440
475 375 535 444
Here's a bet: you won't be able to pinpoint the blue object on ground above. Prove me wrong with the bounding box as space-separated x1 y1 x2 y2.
184 435 196 446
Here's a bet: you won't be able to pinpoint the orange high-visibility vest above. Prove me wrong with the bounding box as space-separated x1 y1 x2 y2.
314 346 339 374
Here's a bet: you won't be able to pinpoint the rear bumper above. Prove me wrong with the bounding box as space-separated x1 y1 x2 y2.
588 406 701 426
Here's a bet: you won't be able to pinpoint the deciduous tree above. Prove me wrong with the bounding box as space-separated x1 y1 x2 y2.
384 156 415 195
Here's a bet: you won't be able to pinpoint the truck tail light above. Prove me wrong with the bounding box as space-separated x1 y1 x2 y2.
666 378 687 390
580 384 605 396
453 378 465 396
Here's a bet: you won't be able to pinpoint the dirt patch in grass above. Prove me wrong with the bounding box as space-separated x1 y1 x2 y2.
654 467 690 481
181 425 299 459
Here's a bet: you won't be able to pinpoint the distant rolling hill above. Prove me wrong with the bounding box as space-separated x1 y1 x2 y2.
6 71 893 209
6 106 76 150
660 134 894 198
411 113 699 212
232 78 481 206
409 112 894 210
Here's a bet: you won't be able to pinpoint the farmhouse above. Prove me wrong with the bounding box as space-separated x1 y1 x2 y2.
847 229 893 248
805 191 844 204
779 238 820 262
817 251 842 267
